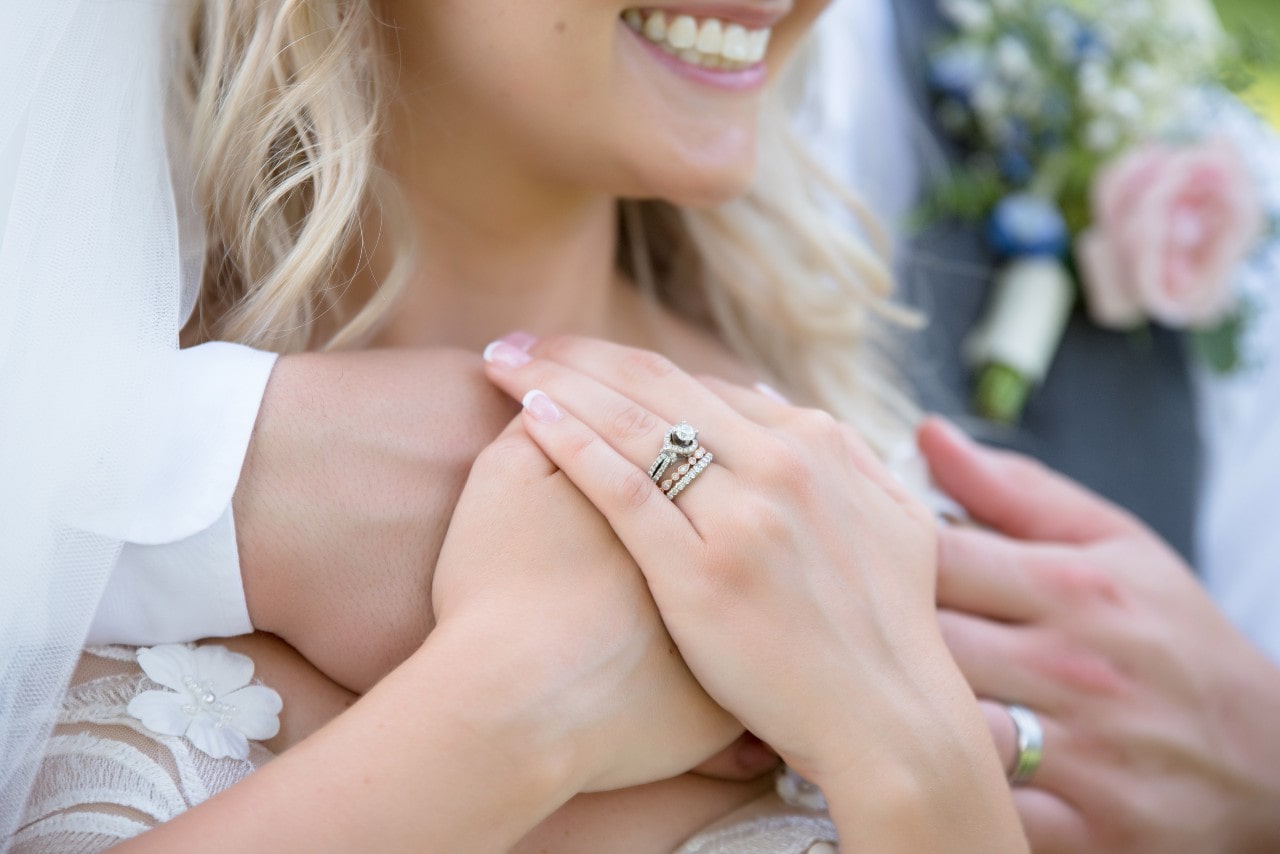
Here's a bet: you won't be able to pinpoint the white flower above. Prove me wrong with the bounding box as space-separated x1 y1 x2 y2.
1106 88 1145 129
972 79 1008 119
1084 118 1121 152
127 644 283 760
941 0 993 34
995 36 1032 80
1077 62 1110 108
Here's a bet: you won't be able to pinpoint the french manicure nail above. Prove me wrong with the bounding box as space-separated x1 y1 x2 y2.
483 340 532 368
754 381 790 404
502 331 539 351
522 389 563 423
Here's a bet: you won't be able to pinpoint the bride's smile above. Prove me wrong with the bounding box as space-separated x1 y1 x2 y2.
620 8 774 83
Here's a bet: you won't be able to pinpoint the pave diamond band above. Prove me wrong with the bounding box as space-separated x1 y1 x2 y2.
660 449 712 501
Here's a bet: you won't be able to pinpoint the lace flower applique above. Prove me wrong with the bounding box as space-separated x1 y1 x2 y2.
126 643 283 760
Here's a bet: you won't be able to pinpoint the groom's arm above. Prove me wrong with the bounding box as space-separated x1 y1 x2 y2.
235 348 516 693
90 343 517 695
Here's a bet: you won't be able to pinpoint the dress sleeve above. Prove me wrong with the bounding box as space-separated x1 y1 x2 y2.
86 343 278 646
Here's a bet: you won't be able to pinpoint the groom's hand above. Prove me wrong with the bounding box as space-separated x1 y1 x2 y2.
233 348 516 693
919 418 1280 853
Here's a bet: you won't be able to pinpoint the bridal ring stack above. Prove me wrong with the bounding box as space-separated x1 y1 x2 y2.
1005 703 1044 786
650 422 713 500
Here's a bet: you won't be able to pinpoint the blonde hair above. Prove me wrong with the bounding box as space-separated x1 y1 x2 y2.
180 1 917 451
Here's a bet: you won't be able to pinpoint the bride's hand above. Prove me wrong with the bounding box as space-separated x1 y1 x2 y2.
482 335 1024 848
429 416 740 794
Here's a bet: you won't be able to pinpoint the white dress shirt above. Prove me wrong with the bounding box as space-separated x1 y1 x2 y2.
1194 100 1280 663
86 342 277 645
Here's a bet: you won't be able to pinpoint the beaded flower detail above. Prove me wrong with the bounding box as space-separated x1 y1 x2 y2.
126 644 283 760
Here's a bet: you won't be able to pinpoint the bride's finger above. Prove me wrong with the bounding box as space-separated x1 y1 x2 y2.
696 376 793 426
483 343 747 517
531 335 751 430
516 389 708 554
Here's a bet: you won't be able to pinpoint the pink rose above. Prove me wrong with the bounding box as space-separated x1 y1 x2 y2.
1075 138 1264 329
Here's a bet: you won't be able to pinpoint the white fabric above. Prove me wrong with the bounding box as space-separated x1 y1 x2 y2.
88 343 277 646
802 0 921 231
12 648 273 853
1194 101 1280 664
90 506 248 647
0 0 200 838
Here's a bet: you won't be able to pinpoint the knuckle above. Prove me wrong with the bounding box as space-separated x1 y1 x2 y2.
791 406 843 444
606 399 660 443
1043 556 1124 609
615 465 659 514
558 426 598 469
620 347 678 383
1031 638 1128 698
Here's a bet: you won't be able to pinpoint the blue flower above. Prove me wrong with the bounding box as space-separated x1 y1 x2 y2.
1074 27 1109 62
986 194 1069 258
930 46 988 102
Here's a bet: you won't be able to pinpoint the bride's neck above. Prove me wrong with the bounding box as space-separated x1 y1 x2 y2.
367 101 636 352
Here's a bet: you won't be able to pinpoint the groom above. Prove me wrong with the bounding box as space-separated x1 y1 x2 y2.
814 0 1202 561
811 0 1280 848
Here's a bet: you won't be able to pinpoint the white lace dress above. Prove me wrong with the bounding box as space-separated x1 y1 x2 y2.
14 646 839 853
12 647 275 853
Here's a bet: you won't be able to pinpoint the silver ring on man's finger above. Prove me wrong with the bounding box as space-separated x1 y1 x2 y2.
1005 703 1044 786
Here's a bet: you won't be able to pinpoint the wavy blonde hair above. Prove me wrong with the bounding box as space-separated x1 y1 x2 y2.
179 0 917 451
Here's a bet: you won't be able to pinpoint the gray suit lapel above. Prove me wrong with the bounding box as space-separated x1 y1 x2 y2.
883 0 1202 560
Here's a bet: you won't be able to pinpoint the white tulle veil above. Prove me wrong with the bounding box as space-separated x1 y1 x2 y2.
0 0 200 836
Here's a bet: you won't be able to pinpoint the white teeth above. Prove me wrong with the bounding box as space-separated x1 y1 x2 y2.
695 19 723 54
667 15 698 49
643 10 666 41
722 24 749 62
623 9 772 71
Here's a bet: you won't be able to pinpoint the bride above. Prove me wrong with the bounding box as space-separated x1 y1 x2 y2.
8 0 1024 849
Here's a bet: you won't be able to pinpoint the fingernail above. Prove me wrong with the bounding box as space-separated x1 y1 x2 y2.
483 340 532 369
522 389 562 423
754 382 790 404
502 331 539 351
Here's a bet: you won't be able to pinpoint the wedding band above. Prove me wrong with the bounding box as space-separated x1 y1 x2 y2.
1005 704 1044 786
661 450 712 501
649 421 701 482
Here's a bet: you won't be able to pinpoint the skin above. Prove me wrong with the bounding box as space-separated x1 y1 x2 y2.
481 337 1028 851
121 0 1022 848
112 0 1039 845
918 418 1280 853
235 0 828 693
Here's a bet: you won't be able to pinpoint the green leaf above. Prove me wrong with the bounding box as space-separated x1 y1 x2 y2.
1192 310 1251 374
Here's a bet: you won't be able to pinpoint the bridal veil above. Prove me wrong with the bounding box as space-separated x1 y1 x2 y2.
0 0 200 835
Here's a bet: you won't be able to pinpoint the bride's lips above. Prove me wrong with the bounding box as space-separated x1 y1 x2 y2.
620 7 773 91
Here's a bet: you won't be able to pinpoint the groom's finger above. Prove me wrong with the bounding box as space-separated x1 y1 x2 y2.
917 418 1143 544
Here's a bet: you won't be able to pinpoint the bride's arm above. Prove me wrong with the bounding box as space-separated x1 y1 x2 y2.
483 336 1028 851
116 625 577 852
115 424 740 852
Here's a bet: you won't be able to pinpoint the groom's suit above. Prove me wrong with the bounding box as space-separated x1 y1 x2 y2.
889 0 1202 560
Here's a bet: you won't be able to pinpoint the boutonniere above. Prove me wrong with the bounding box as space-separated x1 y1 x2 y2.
924 0 1272 423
